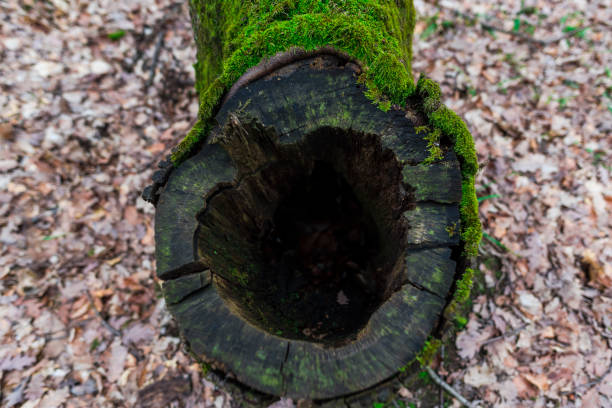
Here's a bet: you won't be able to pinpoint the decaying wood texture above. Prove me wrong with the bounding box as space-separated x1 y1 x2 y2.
153 55 466 403
147 0 480 405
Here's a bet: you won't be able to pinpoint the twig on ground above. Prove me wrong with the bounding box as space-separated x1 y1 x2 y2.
481 323 529 346
567 360 612 395
440 345 445 408
511 306 533 325
85 290 121 337
478 20 587 45
425 366 479 408
146 30 166 89
433 3 588 46
85 290 144 361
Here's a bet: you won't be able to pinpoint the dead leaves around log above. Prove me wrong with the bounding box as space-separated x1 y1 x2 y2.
1 0 611 406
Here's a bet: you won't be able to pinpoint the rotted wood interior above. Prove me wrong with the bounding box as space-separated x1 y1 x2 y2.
198 119 415 346
154 55 464 402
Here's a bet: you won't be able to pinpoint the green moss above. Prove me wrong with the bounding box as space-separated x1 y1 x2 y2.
445 221 457 237
455 267 474 304
444 267 475 318
429 107 478 176
398 336 442 372
416 74 442 114
414 125 429 134
415 337 442 366
363 78 392 111
173 0 417 164
416 75 482 257
200 360 212 375
422 127 442 164
231 267 249 286
459 176 481 257
454 315 468 330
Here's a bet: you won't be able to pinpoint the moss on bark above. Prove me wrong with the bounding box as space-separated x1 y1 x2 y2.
175 0 417 164
153 4 484 399
415 75 482 257
176 1 481 260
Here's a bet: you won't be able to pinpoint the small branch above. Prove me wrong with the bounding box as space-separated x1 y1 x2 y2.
479 21 546 44
568 360 612 395
434 3 588 46
146 30 166 89
477 20 585 45
481 323 529 346
85 290 121 337
85 290 143 361
425 367 479 408
440 345 445 408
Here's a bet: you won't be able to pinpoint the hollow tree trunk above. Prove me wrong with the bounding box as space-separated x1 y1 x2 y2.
144 1 481 406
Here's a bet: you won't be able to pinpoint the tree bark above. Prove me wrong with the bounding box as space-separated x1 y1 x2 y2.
145 1 481 406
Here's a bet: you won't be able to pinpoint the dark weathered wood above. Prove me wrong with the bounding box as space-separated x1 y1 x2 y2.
163 270 211 305
403 204 461 247
154 56 466 402
167 284 288 396
404 248 456 298
167 280 444 400
214 58 429 165
282 285 444 399
155 144 235 279
402 155 462 204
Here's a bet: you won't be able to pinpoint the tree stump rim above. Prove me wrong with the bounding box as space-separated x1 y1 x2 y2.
152 58 477 400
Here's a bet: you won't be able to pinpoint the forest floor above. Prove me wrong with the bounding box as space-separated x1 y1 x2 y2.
0 0 610 407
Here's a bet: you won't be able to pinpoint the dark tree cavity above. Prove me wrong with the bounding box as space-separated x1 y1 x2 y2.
200 126 407 347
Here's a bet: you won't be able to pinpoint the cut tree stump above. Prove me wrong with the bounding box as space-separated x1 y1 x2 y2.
145 1 480 406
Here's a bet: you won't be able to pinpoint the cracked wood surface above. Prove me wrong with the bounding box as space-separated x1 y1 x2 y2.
155 56 464 402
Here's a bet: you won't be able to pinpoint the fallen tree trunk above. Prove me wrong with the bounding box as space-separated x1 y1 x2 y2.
144 1 481 406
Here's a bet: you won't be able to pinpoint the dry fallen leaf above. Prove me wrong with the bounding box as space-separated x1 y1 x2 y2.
106 339 128 382
0 354 36 371
523 373 549 391
336 290 349 305
517 291 543 319
137 376 192 408
39 388 70 408
599 372 612 399
464 364 497 388
4 379 27 408
0 122 14 140
456 319 496 359
513 375 537 399
582 249 612 289
123 323 156 345
397 386 412 399
106 255 123 266
268 398 295 408
581 386 602 408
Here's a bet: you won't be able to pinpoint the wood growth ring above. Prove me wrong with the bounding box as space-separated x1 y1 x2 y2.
154 56 465 401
